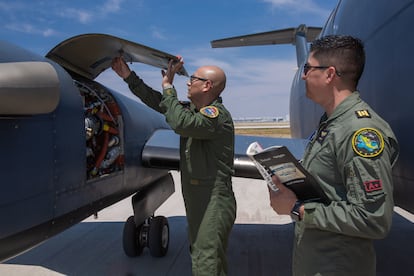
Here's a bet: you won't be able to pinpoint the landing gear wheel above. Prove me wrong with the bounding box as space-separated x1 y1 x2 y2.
123 216 145 257
148 216 169 257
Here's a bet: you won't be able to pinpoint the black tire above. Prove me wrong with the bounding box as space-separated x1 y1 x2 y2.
148 216 169 257
123 216 144 257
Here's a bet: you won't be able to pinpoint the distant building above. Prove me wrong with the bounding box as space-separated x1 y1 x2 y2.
233 116 288 123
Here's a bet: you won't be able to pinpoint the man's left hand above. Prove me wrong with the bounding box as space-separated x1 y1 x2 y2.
268 175 298 215
162 56 184 88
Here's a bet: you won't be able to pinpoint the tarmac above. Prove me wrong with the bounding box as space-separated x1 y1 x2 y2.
1 171 414 276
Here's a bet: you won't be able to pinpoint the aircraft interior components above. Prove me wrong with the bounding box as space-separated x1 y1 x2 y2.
75 80 124 179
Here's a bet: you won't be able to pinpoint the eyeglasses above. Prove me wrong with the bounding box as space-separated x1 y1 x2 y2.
189 75 208 83
303 63 342 76
303 63 329 76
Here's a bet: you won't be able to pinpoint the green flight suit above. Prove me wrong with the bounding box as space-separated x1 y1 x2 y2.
125 72 237 276
293 92 399 276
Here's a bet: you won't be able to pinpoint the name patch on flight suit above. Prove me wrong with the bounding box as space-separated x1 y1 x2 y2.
200 106 219 118
190 179 199 185
352 128 384 158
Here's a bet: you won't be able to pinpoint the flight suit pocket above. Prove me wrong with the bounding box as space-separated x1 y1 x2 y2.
185 140 215 184
347 158 386 204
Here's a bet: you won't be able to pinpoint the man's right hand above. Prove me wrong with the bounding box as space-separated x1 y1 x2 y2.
161 56 184 88
111 57 131 79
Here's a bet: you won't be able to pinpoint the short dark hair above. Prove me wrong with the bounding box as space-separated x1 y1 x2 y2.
310 35 365 87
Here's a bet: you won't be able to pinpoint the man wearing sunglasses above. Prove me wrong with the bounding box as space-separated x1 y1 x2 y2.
268 35 399 275
111 57 236 276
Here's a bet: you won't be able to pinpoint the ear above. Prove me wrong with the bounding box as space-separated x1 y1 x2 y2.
202 80 214 92
326 67 336 82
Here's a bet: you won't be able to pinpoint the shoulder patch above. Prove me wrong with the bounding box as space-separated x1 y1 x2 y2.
352 128 384 158
355 110 371 119
200 106 219 118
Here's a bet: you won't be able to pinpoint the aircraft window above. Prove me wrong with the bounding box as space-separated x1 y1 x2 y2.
75 80 124 180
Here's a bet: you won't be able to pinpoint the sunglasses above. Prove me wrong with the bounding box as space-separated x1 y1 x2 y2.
303 63 342 76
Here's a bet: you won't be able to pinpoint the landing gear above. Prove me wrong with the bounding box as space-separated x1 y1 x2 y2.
122 173 174 258
148 216 169 257
123 216 145 257
122 215 169 257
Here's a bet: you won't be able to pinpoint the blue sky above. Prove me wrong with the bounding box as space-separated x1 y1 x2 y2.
1 0 338 120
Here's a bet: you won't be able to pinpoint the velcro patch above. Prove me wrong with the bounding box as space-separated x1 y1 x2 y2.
352 128 384 158
364 180 383 192
200 106 219 118
355 110 371 118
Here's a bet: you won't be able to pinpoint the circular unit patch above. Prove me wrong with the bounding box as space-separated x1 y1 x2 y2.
200 106 219 118
352 127 384 158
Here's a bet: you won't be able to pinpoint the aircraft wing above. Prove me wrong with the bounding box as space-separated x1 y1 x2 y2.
211 25 322 48
46 33 188 80
142 129 308 179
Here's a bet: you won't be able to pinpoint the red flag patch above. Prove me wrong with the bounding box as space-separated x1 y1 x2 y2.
364 180 383 192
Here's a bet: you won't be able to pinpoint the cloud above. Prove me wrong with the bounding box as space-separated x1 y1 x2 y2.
216 57 296 118
0 2 55 35
59 8 93 24
5 23 59 37
150 26 168 40
42 28 59 37
0 1 25 11
262 0 332 17
100 0 123 14
57 0 125 24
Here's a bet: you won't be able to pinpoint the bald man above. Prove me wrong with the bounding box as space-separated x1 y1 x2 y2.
112 57 236 276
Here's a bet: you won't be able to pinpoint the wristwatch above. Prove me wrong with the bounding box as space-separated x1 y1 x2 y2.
291 200 303 222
